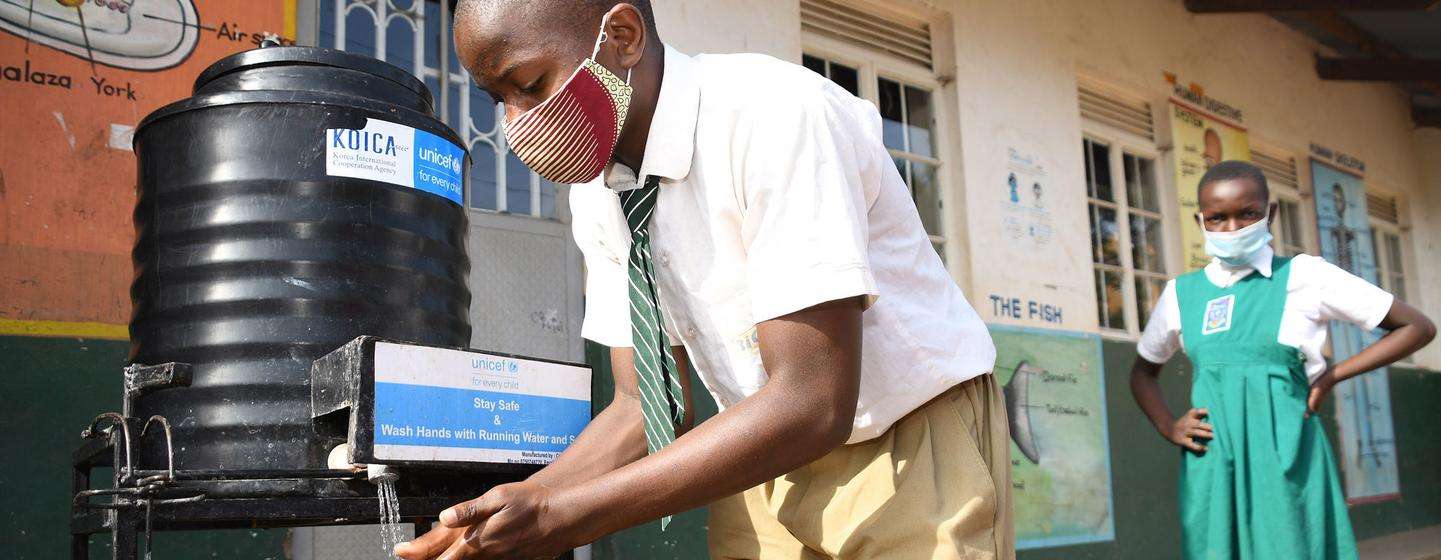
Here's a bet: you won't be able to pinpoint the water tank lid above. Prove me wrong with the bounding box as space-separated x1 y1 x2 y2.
194 46 432 104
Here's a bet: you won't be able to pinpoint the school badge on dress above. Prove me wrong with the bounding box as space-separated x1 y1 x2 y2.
1202 294 1235 335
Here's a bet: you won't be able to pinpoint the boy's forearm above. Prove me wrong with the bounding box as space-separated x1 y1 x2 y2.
527 395 648 488
561 379 851 542
558 297 863 542
529 345 693 489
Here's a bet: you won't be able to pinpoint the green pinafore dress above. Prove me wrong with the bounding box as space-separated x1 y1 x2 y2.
1176 256 1357 560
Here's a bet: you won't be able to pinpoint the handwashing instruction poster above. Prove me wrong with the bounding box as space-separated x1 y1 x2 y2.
991 325 1114 549
371 342 591 465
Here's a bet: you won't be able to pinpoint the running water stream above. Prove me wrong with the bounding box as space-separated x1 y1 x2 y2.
377 479 406 555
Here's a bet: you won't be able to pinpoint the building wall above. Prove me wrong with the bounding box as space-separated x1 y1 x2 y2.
585 0 1441 558
944 0 1439 366
0 2 297 557
586 337 1441 559
1413 128 1441 364
657 0 1440 367
3 0 1437 558
0 335 292 559
653 0 802 60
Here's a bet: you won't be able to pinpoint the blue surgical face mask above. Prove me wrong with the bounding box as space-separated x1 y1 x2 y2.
1200 215 1273 266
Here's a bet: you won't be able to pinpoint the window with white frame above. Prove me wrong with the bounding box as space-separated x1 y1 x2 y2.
1368 192 1409 302
1368 192 1412 362
802 50 946 258
1373 227 1408 300
320 0 558 218
1253 149 1308 257
1083 137 1167 334
1273 198 1307 257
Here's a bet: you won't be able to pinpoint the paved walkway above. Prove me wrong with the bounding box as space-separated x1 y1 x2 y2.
1359 525 1441 560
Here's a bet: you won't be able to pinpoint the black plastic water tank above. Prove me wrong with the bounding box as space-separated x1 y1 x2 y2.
131 47 471 471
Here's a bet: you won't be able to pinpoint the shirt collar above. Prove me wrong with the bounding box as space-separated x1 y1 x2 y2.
603 44 701 191
1204 244 1274 286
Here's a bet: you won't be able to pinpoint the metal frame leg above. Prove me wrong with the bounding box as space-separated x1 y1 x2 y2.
72 461 91 559
113 512 140 560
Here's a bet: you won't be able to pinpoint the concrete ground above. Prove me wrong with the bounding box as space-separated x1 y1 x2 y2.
1359 525 1441 560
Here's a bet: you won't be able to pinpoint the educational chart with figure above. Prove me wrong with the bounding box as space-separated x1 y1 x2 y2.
991 325 1115 549
1164 97 1251 271
1311 159 1401 502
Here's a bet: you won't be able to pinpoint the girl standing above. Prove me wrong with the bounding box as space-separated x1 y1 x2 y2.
1129 161 1435 559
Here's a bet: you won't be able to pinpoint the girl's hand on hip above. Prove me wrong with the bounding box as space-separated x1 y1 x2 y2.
1169 408 1212 453
1306 368 1338 418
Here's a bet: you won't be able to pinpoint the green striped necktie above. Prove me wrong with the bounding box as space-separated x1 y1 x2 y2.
621 175 685 529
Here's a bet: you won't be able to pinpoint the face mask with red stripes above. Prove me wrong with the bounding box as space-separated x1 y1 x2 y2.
502 15 634 184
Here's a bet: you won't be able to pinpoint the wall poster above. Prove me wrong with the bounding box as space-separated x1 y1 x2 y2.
1311 155 1400 503
977 130 1083 332
1164 91 1251 271
1002 143 1054 250
991 325 1115 549
0 0 295 333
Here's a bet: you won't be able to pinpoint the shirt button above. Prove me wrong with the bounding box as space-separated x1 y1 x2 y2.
686 327 698 338
659 253 671 267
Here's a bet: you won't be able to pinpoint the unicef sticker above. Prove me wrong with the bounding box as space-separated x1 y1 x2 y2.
325 118 465 205
1202 294 1235 335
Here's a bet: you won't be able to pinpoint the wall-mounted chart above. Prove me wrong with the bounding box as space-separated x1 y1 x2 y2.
0 0 200 71
1310 155 1400 503
0 0 291 329
991 325 1115 549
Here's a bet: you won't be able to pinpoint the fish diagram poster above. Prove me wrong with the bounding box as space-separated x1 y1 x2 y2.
991 326 1114 548
1167 100 1251 271
1311 160 1400 502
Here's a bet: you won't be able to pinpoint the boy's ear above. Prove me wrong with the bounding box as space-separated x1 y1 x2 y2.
1267 201 1279 224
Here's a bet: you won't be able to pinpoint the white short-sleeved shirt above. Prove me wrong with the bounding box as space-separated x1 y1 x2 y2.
570 45 995 443
1136 246 1394 383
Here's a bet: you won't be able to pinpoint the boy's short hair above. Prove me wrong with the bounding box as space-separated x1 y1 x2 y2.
456 0 658 38
1197 160 1269 201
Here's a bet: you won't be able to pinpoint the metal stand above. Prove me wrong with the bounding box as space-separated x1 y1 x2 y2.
68 419 479 560
68 364 523 560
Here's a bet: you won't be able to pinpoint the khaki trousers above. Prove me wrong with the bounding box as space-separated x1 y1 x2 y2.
708 373 1015 560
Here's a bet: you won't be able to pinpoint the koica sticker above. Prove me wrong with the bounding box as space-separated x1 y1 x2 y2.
325 118 465 205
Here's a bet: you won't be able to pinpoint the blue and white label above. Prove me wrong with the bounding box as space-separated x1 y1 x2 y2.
325 118 465 205
1202 294 1235 335
371 342 591 464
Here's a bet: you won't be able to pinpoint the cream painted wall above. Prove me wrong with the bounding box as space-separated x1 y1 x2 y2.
1409 129 1441 367
945 0 1096 333
655 0 1439 368
652 1 801 59
942 0 1439 368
